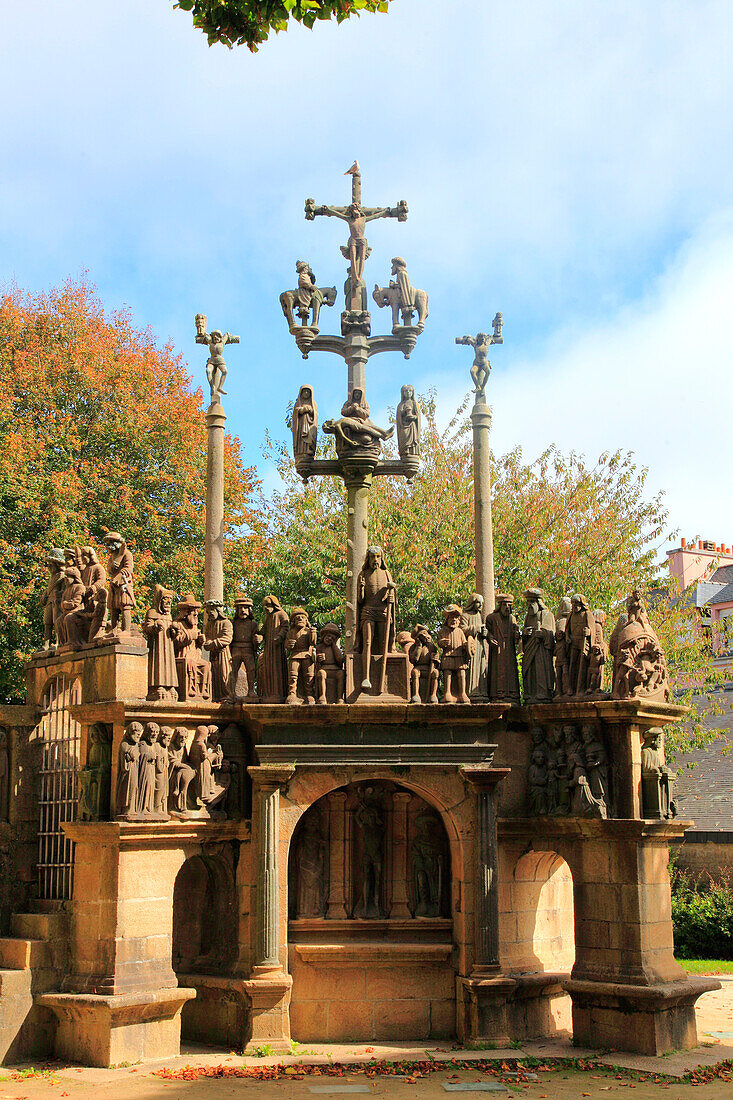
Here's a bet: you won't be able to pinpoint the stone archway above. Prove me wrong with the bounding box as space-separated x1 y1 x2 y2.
288 779 455 1043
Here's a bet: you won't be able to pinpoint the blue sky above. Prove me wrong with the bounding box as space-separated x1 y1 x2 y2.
2 0 733 553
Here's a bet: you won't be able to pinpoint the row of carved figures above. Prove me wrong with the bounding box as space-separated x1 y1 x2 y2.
41 536 138 649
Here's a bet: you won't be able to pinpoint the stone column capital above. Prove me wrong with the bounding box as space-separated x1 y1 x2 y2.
461 766 510 791
392 790 412 805
248 765 295 792
327 789 348 806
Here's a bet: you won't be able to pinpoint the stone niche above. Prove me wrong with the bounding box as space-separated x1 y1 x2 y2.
287 780 455 1043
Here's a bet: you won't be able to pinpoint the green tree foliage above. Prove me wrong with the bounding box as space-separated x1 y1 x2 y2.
0 279 260 702
175 0 392 50
671 867 733 960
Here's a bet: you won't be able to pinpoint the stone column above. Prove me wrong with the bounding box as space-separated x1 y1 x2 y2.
243 766 295 1053
326 790 348 919
345 333 368 395
344 470 371 650
389 790 412 918
205 399 226 604
471 399 495 613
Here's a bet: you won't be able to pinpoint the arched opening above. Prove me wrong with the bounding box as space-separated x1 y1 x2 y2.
501 850 575 1037
288 780 455 1043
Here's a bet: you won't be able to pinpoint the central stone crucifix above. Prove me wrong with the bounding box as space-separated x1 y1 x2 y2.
281 163 429 682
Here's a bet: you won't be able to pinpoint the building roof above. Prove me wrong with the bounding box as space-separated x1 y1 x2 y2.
708 581 733 607
674 691 733 832
685 581 728 609
710 564 733 584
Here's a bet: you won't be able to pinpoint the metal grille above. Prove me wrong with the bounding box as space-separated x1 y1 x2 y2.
37 676 82 900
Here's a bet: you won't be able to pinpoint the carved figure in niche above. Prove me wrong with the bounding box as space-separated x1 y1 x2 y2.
356 547 397 692
581 722 609 815
404 624 439 704
485 593 521 704
42 548 66 648
257 595 289 703
396 384 421 472
292 384 318 461
373 257 429 332
0 730 9 822
203 600 233 702
295 814 327 918
565 594 595 696
116 722 142 819
315 622 345 704
323 389 394 455
101 533 136 635
554 596 572 697
189 725 230 815
168 727 195 815
280 262 336 332
528 747 549 815
587 610 609 696
171 593 212 702
437 604 472 704
521 588 556 703
80 546 108 640
136 722 159 817
411 814 444 917
195 315 239 402
355 786 386 919
547 729 571 817
142 585 178 702
455 314 503 397
285 607 317 705
231 597 261 701
641 728 677 820
78 725 112 821
154 726 173 816
612 591 670 703
567 734 606 819
461 593 488 701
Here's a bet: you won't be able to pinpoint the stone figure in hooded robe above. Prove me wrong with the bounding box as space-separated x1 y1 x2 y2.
521 588 556 703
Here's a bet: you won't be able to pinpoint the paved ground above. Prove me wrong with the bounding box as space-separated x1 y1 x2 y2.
0 979 730 1100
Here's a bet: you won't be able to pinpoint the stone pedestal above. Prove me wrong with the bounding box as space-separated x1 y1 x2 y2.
25 639 147 709
345 652 410 703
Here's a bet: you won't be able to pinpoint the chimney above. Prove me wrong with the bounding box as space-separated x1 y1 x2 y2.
681 537 687 549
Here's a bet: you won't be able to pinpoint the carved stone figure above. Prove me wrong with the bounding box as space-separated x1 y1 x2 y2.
323 389 394 458
295 814 327 918
62 565 94 647
136 722 159 817
231 597 261 701
641 728 677 820
437 604 472 704
154 726 172 816
116 722 142 819
0 730 7 822
142 585 178 702
292 384 319 468
189 725 230 815
204 600 234 702
285 607 317 705
581 722 609 816
405 624 439 704
461 593 488 701
171 593 212 702
355 787 386 919
609 612 628 667
411 814 444 917
78 725 112 822
554 596 573 697
587 609 609 696
257 595 289 703
567 734 606 819
42 548 66 649
315 622 345 705
395 383 421 475
612 591 670 703
565 594 596 697
485 593 521 704
280 262 336 332
168 727 195 815
373 257 429 332
521 588 556 703
356 547 397 692
528 747 549 815
195 315 239 402
101 532 136 635
80 546 108 640
455 314 503 397
547 728 571 816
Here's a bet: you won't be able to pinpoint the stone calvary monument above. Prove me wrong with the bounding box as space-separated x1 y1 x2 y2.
0 163 718 1066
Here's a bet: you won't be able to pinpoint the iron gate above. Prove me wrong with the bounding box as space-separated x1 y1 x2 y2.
37 675 82 900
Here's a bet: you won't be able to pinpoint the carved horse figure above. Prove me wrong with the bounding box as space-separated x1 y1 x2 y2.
373 256 429 332
280 261 336 331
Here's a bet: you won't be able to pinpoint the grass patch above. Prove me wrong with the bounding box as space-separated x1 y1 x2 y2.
680 958 733 974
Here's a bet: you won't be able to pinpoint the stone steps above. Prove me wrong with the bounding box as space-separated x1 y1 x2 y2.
0 936 50 971
0 911 69 1063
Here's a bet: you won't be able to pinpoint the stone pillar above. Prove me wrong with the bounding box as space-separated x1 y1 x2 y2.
326 790 348 919
205 399 226 604
471 399 495 613
389 790 412 918
345 332 368 395
344 470 371 650
243 765 295 1053
457 766 514 1045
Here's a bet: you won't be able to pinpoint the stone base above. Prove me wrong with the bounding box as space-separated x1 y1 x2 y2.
38 986 195 1067
346 652 410 703
241 972 292 1053
178 974 247 1048
565 976 721 1055
507 972 572 1039
456 973 516 1047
